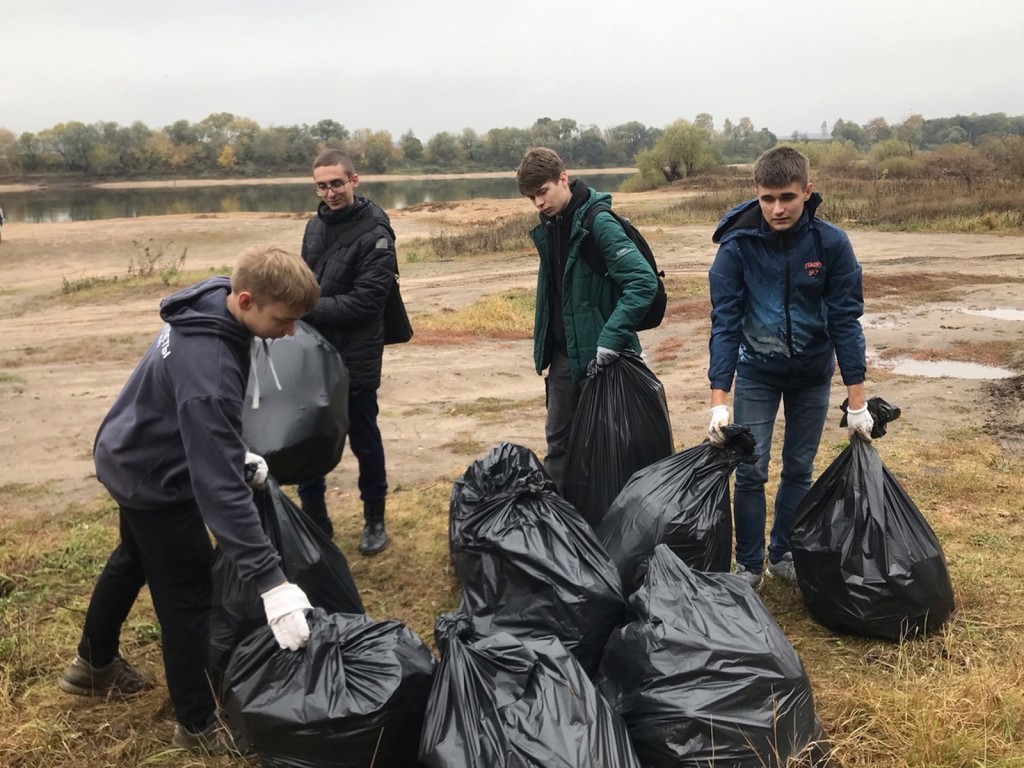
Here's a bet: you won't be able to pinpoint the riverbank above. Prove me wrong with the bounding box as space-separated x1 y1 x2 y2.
0 167 637 194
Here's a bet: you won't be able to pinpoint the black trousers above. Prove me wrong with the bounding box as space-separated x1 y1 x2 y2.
78 500 215 730
298 386 388 509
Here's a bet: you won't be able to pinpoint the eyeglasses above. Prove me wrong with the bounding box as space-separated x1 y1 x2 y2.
314 178 351 195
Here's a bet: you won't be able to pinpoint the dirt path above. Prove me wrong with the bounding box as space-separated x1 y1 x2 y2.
1 193 1022 522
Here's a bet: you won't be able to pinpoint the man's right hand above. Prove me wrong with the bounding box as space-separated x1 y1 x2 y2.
260 582 312 651
244 451 269 489
708 405 730 446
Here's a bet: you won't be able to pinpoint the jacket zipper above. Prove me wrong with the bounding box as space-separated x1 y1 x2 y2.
783 235 794 357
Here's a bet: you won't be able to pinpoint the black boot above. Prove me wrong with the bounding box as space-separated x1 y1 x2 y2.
300 494 334 539
359 499 388 556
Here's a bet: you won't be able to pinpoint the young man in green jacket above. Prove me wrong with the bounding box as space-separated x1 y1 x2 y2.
516 147 658 491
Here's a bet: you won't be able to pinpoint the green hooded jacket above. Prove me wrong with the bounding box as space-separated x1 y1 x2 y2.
531 187 658 382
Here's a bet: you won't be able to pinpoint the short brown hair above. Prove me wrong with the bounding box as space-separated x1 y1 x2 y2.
753 146 810 188
312 149 355 176
516 147 565 195
231 245 319 313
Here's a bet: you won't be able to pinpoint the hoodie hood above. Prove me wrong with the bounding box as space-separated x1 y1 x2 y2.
712 191 823 244
159 276 249 345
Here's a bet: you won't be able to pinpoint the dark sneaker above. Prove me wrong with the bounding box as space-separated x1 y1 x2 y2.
734 563 764 591
767 553 798 585
358 519 388 556
58 655 153 699
172 722 239 756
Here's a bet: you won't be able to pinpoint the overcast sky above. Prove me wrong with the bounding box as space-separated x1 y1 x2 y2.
4 0 1021 140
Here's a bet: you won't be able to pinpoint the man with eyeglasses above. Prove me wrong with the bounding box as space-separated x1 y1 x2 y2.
297 149 397 555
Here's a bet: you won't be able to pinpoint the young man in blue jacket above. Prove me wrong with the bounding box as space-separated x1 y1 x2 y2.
706 146 874 589
516 147 658 491
59 245 320 754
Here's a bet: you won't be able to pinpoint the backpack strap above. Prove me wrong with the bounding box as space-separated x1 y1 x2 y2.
581 203 616 277
313 215 393 277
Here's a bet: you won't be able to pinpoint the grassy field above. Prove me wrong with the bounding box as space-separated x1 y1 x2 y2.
2 175 1024 766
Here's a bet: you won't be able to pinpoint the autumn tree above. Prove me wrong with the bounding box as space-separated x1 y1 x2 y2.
426 131 460 166
633 119 719 188
399 130 423 162
311 119 349 146
923 143 995 191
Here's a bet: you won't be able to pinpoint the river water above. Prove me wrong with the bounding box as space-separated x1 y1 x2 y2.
2 173 631 223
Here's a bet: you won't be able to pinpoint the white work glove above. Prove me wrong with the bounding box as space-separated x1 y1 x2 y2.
244 450 269 489
595 346 620 367
846 403 874 443
708 405 730 446
260 582 312 651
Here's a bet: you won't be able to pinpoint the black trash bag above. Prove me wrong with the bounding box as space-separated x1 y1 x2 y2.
562 352 674 528
222 608 436 768
420 612 642 768
597 425 758 594
449 443 626 676
597 545 830 768
209 477 363 689
791 398 955 640
242 320 349 485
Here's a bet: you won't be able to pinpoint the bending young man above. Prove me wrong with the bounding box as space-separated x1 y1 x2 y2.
60 245 319 754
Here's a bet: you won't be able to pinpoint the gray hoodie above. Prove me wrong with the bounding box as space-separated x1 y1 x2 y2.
94 276 284 591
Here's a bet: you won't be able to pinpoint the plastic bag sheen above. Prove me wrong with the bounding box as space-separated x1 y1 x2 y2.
209 478 363 689
597 545 829 768
223 608 435 768
562 352 674 528
242 320 349 485
597 425 757 594
449 443 625 675
419 613 641 768
791 415 955 640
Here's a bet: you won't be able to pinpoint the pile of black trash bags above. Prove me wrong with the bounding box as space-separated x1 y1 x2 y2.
212 349 954 766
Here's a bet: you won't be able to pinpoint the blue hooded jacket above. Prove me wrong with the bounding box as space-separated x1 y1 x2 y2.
93 277 285 592
707 193 866 391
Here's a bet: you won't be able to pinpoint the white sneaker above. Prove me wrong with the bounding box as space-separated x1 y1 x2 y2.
767 553 798 585
734 563 764 591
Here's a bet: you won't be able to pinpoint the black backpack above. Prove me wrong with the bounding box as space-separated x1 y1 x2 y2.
581 204 667 331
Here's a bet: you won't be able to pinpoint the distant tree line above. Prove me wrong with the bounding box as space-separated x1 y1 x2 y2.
1 111 1023 183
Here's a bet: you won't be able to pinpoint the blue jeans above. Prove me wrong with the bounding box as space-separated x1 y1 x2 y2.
298 387 388 510
732 375 831 572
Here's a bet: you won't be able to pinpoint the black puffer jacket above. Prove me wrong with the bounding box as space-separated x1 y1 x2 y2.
301 197 397 389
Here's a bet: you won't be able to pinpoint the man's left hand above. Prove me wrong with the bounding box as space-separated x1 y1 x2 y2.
846 404 874 442
595 347 620 367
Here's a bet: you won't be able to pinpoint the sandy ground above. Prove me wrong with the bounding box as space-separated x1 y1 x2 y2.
1 188 1023 523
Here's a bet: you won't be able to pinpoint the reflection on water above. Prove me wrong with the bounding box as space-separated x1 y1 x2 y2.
880 358 1016 379
961 308 1024 322
3 174 630 223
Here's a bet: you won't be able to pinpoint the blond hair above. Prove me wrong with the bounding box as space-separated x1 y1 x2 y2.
231 245 319 313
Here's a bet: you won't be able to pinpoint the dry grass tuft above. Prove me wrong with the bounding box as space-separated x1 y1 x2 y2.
413 288 534 340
